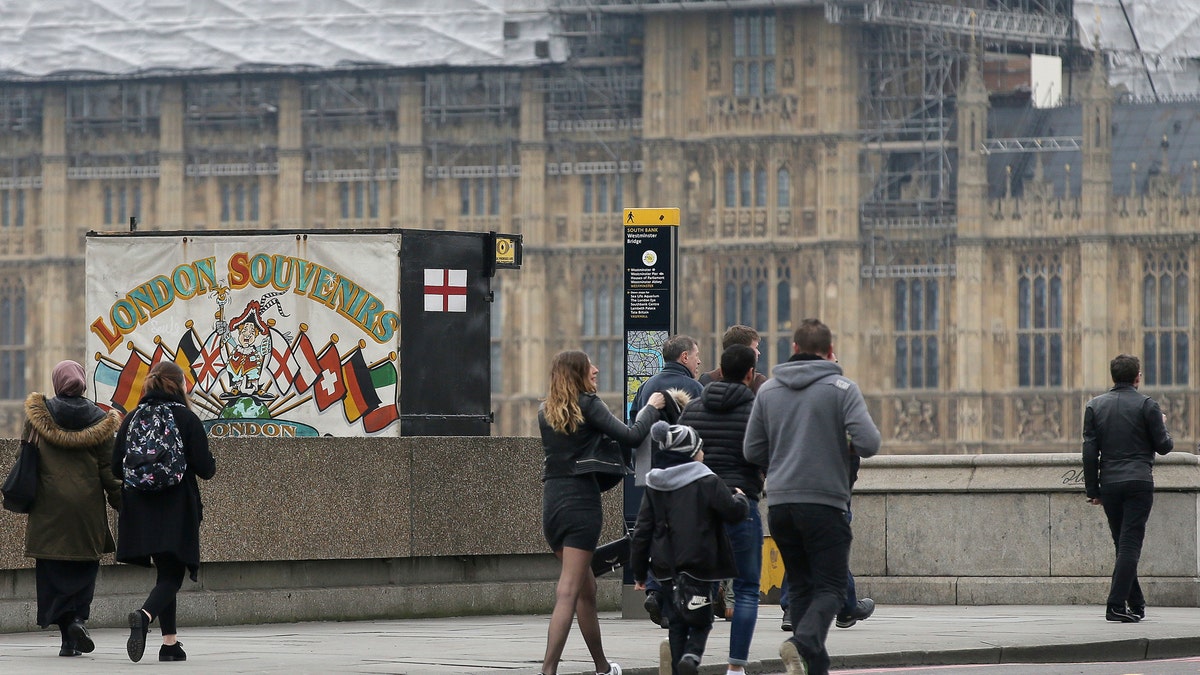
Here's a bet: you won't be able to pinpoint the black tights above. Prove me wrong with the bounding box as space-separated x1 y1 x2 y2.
142 554 186 636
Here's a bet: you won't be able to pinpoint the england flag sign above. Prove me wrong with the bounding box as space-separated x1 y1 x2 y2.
424 269 467 312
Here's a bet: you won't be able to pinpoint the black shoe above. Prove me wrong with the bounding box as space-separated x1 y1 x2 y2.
781 609 793 632
127 610 150 662
59 640 81 657
644 590 664 627
1129 604 1146 620
677 653 701 675
68 619 95 654
1106 605 1140 623
836 598 876 628
160 641 187 662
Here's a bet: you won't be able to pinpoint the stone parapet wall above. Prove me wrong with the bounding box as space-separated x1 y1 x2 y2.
845 452 1200 606
0 439 1197 632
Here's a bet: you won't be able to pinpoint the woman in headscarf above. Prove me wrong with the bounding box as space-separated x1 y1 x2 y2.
22 360 122 656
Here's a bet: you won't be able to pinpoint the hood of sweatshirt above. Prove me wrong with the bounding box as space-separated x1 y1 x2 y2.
771 358 843 391
646 461 713 491
699 380 754 413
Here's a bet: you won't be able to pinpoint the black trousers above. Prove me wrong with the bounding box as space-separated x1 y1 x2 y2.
662 579 713 674
769 503 851 675
1101 481 1153 609
142 554 187 635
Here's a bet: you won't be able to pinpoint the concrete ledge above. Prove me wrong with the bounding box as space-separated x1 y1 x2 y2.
0 576 623 633
853 576 1200 607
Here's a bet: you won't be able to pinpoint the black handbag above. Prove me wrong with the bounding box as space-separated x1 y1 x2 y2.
576 435 631 493
591 532 632 577
2 429 39 514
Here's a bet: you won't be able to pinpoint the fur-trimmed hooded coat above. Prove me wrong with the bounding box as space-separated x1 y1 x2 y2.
22 392 122 561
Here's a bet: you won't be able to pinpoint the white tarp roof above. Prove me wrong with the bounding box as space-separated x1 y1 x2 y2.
1075 0 1200 97
0 0 564 81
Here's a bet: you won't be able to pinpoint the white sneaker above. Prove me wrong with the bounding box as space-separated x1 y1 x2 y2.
779 640 809 675
598 662 622 675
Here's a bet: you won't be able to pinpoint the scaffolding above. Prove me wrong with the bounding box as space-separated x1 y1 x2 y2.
834 0 1074 278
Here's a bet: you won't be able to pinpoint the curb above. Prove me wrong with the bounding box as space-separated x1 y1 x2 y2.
607 637 1200 674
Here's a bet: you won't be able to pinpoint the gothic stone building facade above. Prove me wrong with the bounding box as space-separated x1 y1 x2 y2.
1 7 1198 453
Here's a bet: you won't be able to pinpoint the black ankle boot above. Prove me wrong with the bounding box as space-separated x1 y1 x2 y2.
159 641 187 662
59 639 81 657
68 619 95 653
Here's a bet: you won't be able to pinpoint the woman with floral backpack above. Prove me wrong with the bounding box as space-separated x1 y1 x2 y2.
112 361 215 663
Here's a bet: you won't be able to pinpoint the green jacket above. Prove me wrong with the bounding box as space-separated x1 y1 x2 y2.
23 392 122 561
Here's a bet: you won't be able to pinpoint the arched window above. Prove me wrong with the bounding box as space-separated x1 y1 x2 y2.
1142 252 1189 386
724 168 737 208
755 166 767 207
581 266 623 392
894 276 939 389
1017 254 1063 387
776 167 791 208
0 280 26 399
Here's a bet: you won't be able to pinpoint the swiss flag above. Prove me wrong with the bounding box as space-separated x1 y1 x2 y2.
313 343 346 411
424 268 467 312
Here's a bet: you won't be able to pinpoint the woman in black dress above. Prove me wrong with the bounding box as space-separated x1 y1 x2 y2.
538 350 664 675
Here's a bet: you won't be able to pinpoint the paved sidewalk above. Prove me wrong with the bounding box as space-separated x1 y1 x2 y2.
0 605 1197 673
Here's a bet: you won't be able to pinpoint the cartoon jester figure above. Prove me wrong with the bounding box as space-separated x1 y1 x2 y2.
218 300 273 397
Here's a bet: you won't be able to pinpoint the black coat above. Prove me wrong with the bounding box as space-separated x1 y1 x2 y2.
112 392 216 580
631 464 748 583
540 393 657 480
678 380 762 498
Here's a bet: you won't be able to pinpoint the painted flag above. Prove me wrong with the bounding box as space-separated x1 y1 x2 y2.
341 350 382 424
362 361 399 433
92 360 123 412
314 343 345 411
266 328 299 395
192 332 225 390
113 351 151 413
175 330 202 390
150 343 171 366
291 332 321 394
423 268 467 312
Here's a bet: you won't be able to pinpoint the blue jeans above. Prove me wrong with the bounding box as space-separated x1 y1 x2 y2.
770 503 851 675
725 503 762 665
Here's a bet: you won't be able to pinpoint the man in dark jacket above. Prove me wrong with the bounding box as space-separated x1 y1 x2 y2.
1082 353 1174 623
632 335 704 410
632 421 748 675
679 344 761 674
698 325 768 393
744 318 881 675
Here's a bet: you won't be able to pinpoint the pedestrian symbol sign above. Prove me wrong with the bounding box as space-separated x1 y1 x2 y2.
623 208 679 226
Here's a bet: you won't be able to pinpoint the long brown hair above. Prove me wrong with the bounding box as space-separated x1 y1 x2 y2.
143 361 190 409
543 350 594 434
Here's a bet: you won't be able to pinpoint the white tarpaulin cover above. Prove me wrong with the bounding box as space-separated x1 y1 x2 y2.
0 0 562 80
1075 0 1200 97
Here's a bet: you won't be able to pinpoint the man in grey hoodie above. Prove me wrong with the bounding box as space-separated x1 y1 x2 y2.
743 318 881 675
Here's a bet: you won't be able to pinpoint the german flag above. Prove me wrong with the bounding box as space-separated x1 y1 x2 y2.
341 350 382 424
113 351 151 413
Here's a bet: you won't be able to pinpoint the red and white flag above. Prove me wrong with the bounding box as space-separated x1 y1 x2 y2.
424 268 467 312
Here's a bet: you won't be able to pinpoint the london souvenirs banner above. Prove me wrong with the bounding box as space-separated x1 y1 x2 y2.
86 233 402 437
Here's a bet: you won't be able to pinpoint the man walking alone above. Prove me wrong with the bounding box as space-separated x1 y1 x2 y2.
744 319 880 675
1082 353 1173 623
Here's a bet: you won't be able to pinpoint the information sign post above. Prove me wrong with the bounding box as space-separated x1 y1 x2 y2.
620 208 679 609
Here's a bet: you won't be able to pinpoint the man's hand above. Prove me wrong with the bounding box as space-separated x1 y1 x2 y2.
1087 497 1102 506
634 581 646 591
